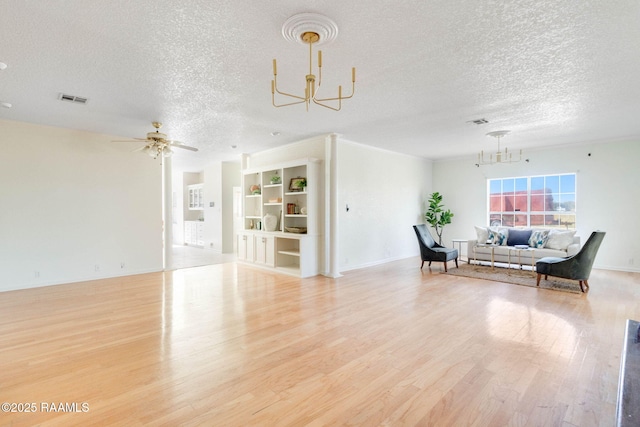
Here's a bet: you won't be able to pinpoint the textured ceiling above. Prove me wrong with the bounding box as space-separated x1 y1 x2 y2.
1 0 639 171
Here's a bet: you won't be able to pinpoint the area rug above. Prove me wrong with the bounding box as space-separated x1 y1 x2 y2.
444 262 583 294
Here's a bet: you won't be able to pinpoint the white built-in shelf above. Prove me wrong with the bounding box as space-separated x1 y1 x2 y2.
238 158 319 277
278 250 300 257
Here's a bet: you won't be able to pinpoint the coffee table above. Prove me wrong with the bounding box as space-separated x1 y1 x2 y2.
473 244 497 270
508 246 536 276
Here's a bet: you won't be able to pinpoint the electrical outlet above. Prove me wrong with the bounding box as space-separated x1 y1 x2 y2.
94 264 100 272
120 262 125 269
34 271 40 278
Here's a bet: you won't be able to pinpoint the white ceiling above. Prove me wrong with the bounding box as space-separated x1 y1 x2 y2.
1 1 639 171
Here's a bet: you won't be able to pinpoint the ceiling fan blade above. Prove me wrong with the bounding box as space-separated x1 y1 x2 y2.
170 143 198 152
169 141 198 151
112 138 148 143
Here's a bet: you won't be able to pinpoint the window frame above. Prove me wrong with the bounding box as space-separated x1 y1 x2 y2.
487 173 576 229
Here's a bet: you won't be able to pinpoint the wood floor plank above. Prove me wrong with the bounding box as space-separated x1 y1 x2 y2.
0 258 639 426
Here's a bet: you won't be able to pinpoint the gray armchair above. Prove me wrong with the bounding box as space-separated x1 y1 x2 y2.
536 231 605 293
413 224 458 272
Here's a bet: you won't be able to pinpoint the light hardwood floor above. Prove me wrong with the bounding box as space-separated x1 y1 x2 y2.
1 258 639 426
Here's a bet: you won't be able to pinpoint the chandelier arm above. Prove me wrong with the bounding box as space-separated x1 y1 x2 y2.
317 50 322 94
314 85 355 102
313 70 356 102
272 77 307 101
274 88 307 100
272 95 307 108
312 98 341 111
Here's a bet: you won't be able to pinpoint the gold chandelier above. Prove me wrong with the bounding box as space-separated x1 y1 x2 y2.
271 13 356 111
477 130 522 165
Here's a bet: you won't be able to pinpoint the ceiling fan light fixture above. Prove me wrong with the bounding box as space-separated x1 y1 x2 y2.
112 122 198 159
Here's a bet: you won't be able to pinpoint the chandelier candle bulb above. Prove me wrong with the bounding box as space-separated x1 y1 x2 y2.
273 59 277 75
352 67 356 82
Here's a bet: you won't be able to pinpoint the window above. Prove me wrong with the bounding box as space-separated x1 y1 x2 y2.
488 173 576 229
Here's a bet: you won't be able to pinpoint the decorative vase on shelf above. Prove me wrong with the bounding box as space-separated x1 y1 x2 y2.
263 213 278 232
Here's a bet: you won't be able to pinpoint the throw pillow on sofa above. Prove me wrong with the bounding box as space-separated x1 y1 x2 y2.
488 228 508 245
545 230 576 250
528 229 550 248
474 226 490 244
507 229 532 246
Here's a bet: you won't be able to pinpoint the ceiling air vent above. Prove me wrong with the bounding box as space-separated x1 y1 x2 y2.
468 118 489 125
58 93 89 104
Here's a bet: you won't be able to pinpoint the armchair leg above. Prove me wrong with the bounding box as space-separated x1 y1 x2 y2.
455 258 458 269
579 280 589 293
420 260 424 269
444 262 448 273
536 273 542 287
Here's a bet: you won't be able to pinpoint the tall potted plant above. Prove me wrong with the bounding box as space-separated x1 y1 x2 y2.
424 192 454 245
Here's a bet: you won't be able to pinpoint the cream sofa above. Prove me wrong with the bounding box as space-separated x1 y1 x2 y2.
467 226 580 267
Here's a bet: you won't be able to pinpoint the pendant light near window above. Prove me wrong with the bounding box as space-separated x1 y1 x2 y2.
477 131 522 165
271 13 356 112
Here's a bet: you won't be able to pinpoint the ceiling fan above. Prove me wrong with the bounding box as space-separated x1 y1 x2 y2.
114 122 198 159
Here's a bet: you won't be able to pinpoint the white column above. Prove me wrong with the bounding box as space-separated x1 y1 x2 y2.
163 156 173 270
326 133 342 278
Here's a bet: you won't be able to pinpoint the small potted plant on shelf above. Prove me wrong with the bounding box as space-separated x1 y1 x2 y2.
270 175 281 184
290 177 306 192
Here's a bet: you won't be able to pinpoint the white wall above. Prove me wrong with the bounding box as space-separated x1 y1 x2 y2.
183 172 203 222
201 161 240 253
203 163 221 251
0 119 163 291
221 162 240 253
432 140 640 272
171 172 185 245
338 140 433 271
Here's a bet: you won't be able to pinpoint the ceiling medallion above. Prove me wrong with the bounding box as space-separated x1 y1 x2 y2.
271 13 355 111
477 130 523 165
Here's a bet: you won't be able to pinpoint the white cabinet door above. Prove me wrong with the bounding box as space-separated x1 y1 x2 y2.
184 222 194 245
237 233 255 262
255 235 275 267
196 222 205 246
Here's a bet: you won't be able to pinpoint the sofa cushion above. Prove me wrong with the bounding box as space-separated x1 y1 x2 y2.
488 228 508 245
529 229 550 248
545 230 577 250
507 229 532 246
475 226 489 244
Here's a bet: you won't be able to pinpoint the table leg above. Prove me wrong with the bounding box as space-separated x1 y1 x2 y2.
531 250 535 276
491 247 495 270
